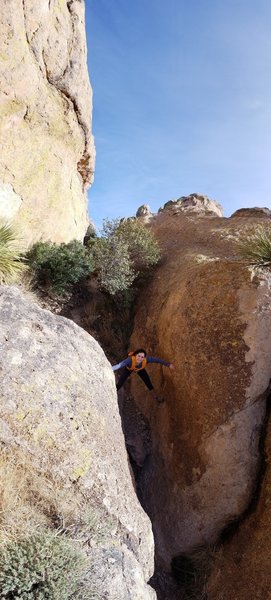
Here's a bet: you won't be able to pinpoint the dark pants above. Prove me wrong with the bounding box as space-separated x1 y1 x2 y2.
116 368 154 391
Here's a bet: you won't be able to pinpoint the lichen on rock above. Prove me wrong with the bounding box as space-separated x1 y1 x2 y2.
0 0 95 245
0 285 155 599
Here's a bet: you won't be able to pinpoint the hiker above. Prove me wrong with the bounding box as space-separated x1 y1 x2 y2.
112 348 174 402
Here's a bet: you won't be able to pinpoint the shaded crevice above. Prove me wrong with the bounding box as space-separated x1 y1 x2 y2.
119 384 271 600
218 387 271 546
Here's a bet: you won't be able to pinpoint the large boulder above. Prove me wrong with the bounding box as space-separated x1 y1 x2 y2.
0 0 95 245
0 286 155 599
128 209 271 568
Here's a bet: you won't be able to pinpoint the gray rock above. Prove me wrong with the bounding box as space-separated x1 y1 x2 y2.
0 285 155 599
159 193 223 217
136 204 153 218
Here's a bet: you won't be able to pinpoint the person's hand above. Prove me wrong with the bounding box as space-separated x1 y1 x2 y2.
169 363 174 370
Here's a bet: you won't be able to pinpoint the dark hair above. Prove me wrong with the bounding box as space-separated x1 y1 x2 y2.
133 348 147 356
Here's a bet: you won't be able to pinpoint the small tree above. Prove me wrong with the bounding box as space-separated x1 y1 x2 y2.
0 223 25 283
90 218 161 295
26 240 94 294
101 218 161 271
92 236 135 295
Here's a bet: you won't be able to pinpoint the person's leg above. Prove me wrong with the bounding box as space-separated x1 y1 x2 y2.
137 369 164 402
116 368 131 391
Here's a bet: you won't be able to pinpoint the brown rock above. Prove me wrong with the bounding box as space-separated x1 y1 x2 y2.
0 0 95 246
207 417 271 600
230 207 271 219
128 210 271 568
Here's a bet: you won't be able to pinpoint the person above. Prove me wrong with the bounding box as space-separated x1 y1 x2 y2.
112 348 174 402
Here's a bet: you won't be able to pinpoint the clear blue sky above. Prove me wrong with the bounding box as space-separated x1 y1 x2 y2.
85 0 271 229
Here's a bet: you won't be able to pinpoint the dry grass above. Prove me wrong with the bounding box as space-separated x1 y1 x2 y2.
0 450 112 599
0 449 83 543
0 223 26 284
14 267 42 305
0 447 115 549
237 224 271 267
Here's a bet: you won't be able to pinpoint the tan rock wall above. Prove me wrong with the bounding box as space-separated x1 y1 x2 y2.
0 0 95 246
207 418 271 600
129 211 271 568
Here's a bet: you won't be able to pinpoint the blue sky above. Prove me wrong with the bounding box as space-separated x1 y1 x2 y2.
85 0 271 229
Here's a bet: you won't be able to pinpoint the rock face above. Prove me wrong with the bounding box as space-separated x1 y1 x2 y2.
0 286 155 599
128 209 271 568
0 0 95 246
207 417 271 600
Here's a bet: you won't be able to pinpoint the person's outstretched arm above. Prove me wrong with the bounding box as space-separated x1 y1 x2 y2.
146 356 174 369
112 357 132 372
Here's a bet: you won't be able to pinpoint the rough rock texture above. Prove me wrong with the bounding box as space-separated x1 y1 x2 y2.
128 208 271 568
207 414 271 600
159 193 223 217
136 204 153 219
0 0 95 246
0 286 155 600
230 207 271 219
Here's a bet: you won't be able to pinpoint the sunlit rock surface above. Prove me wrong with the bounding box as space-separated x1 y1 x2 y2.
129 204 271 568
159 193 223 217
0 0 95 245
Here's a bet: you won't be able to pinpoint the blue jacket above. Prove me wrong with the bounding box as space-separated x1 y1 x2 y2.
112 356 170 372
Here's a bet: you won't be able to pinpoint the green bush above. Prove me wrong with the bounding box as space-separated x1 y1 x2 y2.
0 223 25 283
26 240 94 294
0 531 88 599
90 218 161 295
101 218 161 270
92 236 135 295
237 225 271 267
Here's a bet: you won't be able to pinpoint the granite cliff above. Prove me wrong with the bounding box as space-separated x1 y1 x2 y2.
0 0 95 245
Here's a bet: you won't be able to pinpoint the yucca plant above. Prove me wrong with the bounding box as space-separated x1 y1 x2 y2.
237 225 271 267
0 223 25 283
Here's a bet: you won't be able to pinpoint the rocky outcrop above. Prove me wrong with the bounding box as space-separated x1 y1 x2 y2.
0 286 155 599
0 0 95 246
230 207 271 219
159 193 223 217
136 204 153 219
128 208 271 568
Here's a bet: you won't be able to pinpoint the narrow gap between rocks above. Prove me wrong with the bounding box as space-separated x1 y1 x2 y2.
118 387 271 600
62 286 271 600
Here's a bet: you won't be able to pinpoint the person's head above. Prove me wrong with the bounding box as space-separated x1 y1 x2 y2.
133 348 147 364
